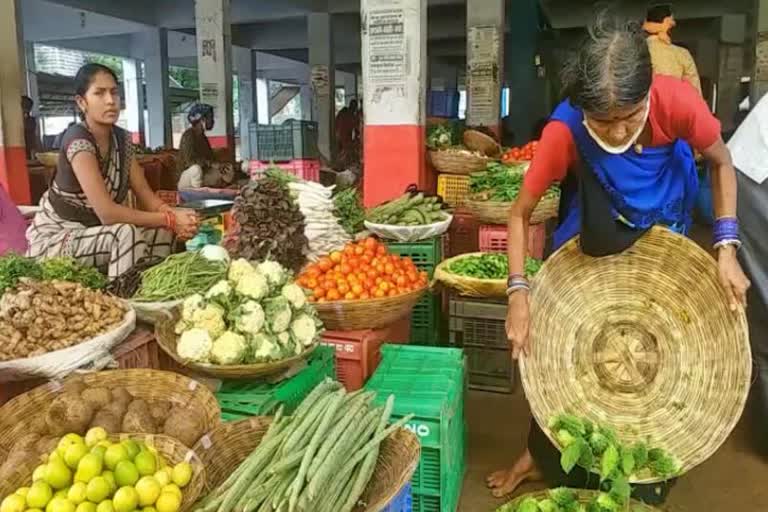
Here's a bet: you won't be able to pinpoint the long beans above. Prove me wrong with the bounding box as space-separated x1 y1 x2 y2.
133 252 228 301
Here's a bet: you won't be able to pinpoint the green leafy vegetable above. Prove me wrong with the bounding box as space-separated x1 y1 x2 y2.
332 187 366 235
470 161 560 202
561 438 585 474
601 444 620 481
426 124 453 150
446 253 542 280
0 254 42 295
40 257 107 289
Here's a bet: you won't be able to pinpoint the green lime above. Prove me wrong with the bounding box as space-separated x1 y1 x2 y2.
104 445 129 471
84 428 108 448
67 483 87 505
45 460 73 490
114 461 139 487
85 477 110 504
64 444 89 470
134 452 157 477
170 463 192 488
121 440 140 460
112 488 138 512
26 481 54 509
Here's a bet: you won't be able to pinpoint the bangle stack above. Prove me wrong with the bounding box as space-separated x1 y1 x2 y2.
713 216 741 251
164 211 176 232
506 274 530 296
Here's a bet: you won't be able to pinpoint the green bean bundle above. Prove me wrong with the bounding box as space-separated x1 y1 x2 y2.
133 252 228 301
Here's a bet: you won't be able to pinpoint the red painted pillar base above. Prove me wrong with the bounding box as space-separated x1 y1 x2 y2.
363 125 426 207
0 146 31 205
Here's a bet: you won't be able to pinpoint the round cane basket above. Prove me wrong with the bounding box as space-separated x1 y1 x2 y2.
520 227 751 483
464 193 559 226
0 434 205 511
434 252 507 298
0 369 221 454
192 417 420 512
429 149 494 175
502 489 660 511
313 285 426 330
155 311 318 379
36 152 59 167
463 129 501 157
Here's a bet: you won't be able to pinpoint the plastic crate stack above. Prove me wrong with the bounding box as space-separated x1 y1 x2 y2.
248 159 321 182
387 236 446 346
478 222 546 259
215 345 335 421
448 296 515 393
366 345 467 512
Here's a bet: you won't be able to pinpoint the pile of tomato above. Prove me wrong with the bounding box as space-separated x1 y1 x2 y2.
501 140 538 163
298 237 429 302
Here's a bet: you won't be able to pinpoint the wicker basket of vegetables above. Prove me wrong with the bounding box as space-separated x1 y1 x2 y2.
521 227 751 483
463 129 502 158
155 258 322 379
497 488 660 512
434 252 542 299
298 239 429 330
364 189 453 242
191 380 420 512
429 148 494 175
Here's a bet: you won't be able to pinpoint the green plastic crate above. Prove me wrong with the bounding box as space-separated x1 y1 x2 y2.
251 120 319 161
216 345 334 420
387 237 443 277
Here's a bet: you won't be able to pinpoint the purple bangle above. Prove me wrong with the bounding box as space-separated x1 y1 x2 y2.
713 217 739 246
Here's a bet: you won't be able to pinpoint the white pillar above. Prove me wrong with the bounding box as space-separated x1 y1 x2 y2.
122 58 144 146
308 11 335 159
195 0 235 154
144 28 171 148
466 0 504 135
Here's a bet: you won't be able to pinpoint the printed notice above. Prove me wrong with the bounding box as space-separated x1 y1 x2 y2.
467 25 500 126
366 7 407 86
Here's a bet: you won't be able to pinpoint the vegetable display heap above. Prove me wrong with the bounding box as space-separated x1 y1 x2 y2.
297 238 428 302
332 188 366 236
132 252 228 302
0 427 194 512
366 191 450 227
470 162 559 202
0 255 107 295
175 259 322 365
446 253 542 280
501 140 538 163
195 380 413 512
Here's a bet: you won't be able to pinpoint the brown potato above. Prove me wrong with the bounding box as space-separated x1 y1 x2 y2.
89 411 122 434
122 401 156 434
81 387 112 409
162 406 204 447
148 401 172 423
45 392 94 436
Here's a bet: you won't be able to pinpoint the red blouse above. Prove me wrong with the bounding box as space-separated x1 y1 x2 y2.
523 75 721 197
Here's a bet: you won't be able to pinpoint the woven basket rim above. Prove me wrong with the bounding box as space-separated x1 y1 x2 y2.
502 488 661 511
463 129 501 157
435 251 507 287
313 283 428 307
520 226 751 483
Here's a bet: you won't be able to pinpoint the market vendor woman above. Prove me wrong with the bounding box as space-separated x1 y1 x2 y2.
26 64 199 280
488 17 750 502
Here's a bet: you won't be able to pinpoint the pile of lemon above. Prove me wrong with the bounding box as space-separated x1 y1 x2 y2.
0 428 194 512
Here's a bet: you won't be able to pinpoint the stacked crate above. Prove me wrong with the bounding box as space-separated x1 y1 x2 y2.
366 345 466 512
478 222 546 259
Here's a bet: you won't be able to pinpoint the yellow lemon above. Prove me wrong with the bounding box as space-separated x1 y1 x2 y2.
66 483 87 505
160 486 180 501
75 454 103 484
154 494 180 512
134 477 161 508
101 472 117 493
26 481 54 509
153 471 170 487
33 464 47 482
84 428 107 448
95 501 113 512
114 461 139 487
170 464 191 488
112 488 138 512
75 503 96 512
103 445 129 471
46 497 75 512
14 488 29 499
84 477 110 504
45 461 73 490
1 493 26 512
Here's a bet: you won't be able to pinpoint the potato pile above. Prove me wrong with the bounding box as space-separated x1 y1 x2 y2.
0 280 126 361
0 381 205 481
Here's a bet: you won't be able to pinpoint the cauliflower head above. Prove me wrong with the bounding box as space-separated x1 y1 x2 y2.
265 297 293 333
210 331 248 365
281 283 307 309
181 293 205 322
192 304 227 338
256 260 288 289
236 301 265 334
290 313 319 347
235 271 269 300
228 258 257 283
249 332 283 362
177 328 213 363
276 331 302 356
205 279 233 302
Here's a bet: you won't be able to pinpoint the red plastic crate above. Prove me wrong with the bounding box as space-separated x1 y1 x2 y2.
321 319 411 391
249 159 321 182
478 223 546 259
448 210 479 257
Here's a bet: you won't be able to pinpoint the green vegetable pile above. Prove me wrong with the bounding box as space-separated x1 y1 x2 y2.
133 252 228 302
0 254 106 295
426 124 453 150
497 487 646 512
332 188 366 235
446 253 542 280
195 380 413 512
366 192 449 226
470 162 559 202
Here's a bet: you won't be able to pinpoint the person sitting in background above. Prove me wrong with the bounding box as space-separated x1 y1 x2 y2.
643 4 702 94
177 103 236 189
22 96 41 159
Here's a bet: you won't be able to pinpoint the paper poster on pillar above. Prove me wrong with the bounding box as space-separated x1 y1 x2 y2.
467 25 500 128
362 0 426 126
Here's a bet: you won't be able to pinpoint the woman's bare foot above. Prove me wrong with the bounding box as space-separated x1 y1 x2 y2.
486 449 543 498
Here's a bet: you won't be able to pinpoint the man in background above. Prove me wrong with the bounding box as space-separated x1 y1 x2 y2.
644 4 702 94
22 96 41 159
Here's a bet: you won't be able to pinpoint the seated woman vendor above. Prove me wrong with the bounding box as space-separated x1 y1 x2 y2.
177 103 237 189
26 63 199 280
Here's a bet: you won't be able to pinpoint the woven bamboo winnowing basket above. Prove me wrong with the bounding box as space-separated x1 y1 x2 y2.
0 369 221 454
464 193 559 225
313 285 426 330
193 417 420 512
36 152 59 167
463 129 501 157
500 489 661 511
0 434 205 512
520 227 751 484
429 149 494 175
434 252 507 298
155 311 318 379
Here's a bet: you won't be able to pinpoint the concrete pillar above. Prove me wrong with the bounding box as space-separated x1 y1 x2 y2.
122 58 145 146
144 28 171 149
308 11 335 159
300 85 312 121
361 0 427 206
0 0 31 204
754 1 768 101
466 0 504 135
234 48 253 160
195 0 235 155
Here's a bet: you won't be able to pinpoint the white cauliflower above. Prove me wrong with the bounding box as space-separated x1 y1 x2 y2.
281 283 307 310
249 332 282 362
228 258 257 283
236 301 265 334
235 271 269 300
205 279 233 302
181 294 204 322
192 304 227 338
265 297 292 333
210 331 248 365
256 260 288 289
176 328 213 363
290 313 319 347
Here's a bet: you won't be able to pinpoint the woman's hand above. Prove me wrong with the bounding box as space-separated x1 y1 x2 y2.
173 209 200 241
718 245 750 311
506 291 531 359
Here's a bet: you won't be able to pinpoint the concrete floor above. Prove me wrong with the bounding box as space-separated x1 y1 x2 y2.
456 390 767 511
